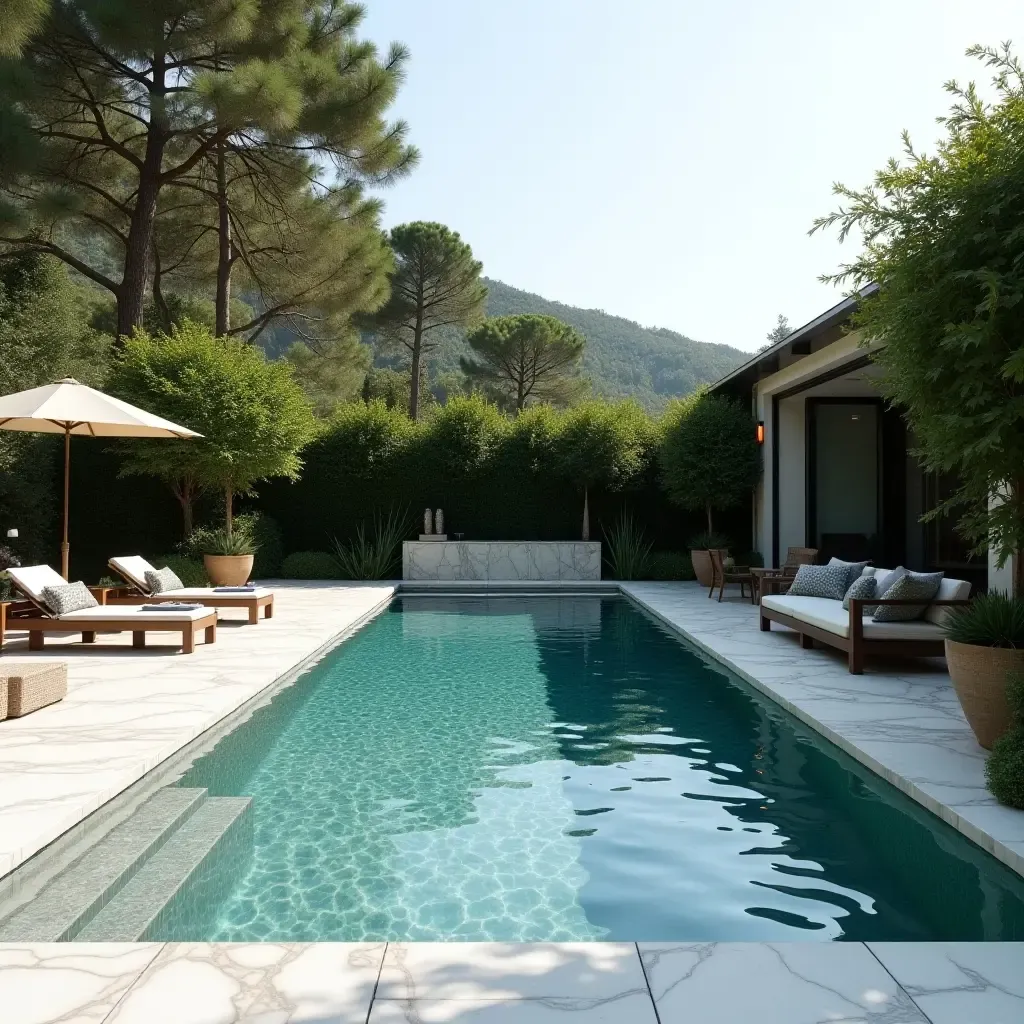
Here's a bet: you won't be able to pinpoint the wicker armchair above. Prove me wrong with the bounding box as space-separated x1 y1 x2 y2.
708 548 754 602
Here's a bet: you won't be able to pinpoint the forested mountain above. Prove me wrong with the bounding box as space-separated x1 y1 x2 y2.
398 278 745 409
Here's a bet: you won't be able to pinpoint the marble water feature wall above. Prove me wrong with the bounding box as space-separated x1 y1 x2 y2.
402 541 602 581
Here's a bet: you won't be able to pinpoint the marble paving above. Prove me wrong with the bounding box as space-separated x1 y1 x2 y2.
403 541 601 581
620 582 1024 878
2 941 1022 1023
0 582 396 881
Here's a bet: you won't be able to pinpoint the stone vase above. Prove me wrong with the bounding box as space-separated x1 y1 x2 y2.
423 509 433 535
203 554 253 587
691 549 714 588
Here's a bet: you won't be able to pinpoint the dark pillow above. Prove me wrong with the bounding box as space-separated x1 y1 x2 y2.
842 574 877 611
827 557 871 590
41 581 99 615
787 563 850 600
144 567 185 594
872 571 945 622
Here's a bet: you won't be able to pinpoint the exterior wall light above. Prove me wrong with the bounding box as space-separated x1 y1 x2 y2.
756 421 765 444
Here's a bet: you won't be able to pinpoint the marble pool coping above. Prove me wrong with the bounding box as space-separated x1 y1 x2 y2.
0 578 1022 903
2 939 1022 1023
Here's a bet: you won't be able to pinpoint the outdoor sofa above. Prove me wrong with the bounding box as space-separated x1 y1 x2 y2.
4 565 217 655
106 556 274 624
759 565 971 674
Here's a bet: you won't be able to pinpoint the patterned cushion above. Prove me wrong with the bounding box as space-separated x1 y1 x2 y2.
842 573 877 611
144 567 184 594
40 581 99 615
828 557 871 590
872 571 945 622
787 563 850 600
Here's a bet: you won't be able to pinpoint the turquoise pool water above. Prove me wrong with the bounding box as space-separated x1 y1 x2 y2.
164 595 1024 941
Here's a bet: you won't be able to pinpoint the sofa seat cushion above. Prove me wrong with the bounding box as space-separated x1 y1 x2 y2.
761 594 946 641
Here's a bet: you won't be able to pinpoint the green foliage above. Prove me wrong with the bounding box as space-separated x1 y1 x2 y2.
285 332 370 418
153 554 209 588
660 392 761 534
985 672 1024 808
646 551 697 581
462 313 587 411
369 222 487 418
0 0 48 58
362 366 434 413
234 511 283 577
945 593 1024 648
280 550 339 580
603 512 653 580
687 530 732 550
105 320 316 531
554 400 657 490
330 507 412 580
199 526 258 557
813 44 1024 586
406 278 745 411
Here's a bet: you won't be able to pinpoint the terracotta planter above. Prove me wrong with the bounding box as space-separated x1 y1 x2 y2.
203 554 254 587
945 639 1024 749
691 549 713 588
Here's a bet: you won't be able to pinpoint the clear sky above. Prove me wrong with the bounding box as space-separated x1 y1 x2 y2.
360 1 1021 353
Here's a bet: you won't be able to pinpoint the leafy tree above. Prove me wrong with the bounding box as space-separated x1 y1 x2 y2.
286 329 370 417
370 222 487 419
554 400 656 539
0 0 48 58
762 313 790 350
0 1 413 339
812 43 1024 594
659 392 761 535
105 319 316 534
361 366 433 413
461 313 587 411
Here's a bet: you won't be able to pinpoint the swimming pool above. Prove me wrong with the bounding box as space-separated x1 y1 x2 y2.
159 595 1024 941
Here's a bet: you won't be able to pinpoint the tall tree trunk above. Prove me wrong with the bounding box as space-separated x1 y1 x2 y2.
516 374 525 412
116 54 167 342
151 243 171 332
408 307 424 420
172 477 197 537
582 487 590 541
225 484 233 537
215 139 231 336
706 501 714 535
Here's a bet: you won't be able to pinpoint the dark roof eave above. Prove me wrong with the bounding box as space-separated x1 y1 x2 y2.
709 283 879 394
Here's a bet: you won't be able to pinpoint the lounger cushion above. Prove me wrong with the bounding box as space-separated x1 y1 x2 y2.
6 564 70 607
761 594 947 640
159 586 274 599
54 606 213 622
145 566 184 594
108 555 157 592
788 563 850 600
924 577 972 626
41 581 99 615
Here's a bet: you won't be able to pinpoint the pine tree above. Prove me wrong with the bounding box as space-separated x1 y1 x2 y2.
0 1 413 341
370 222 487 419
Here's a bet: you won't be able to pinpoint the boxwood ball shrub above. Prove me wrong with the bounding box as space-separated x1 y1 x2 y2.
280 551 340 580
986 672 1024 809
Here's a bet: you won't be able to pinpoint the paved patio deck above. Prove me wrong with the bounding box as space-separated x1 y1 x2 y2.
2 940 1022 1023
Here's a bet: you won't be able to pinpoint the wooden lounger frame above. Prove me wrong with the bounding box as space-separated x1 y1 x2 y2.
758 576 969 674
105 565 274 625
2 587 217 655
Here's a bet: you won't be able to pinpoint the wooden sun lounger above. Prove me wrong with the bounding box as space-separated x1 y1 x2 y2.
106 557 274 625
4 566 218 655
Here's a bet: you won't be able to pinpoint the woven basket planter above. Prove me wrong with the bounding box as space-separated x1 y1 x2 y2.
945 639 1024 750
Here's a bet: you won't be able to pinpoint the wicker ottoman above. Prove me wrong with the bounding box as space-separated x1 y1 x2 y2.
2 662 68 719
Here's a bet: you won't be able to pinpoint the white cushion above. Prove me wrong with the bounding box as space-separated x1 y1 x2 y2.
761 594 946 641
924 577 971 626
160 587 273 599
56 606 213 622
6 564 68 606
109 555 157 592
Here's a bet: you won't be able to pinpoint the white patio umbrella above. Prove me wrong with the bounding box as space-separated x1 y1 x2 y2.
0 378 201 579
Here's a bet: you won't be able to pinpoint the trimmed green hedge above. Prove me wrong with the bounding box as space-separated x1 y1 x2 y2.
280 551 340 579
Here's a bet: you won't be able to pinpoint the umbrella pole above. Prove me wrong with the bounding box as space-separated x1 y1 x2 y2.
61 428 70 580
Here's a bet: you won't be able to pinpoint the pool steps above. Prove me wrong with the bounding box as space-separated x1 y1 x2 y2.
0 788 250 941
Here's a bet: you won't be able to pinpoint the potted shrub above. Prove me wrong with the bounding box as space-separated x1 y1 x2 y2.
687 531 731 588
944 593 1024 749
202 526 258 587
659 392 762 582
